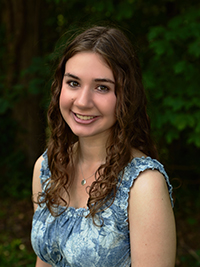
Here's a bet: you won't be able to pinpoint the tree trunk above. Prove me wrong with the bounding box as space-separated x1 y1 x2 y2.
2 0 46 168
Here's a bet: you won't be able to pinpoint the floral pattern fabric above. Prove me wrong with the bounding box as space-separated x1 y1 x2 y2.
31 151 173 267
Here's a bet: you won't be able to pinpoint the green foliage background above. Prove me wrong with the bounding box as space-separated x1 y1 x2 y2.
0 0 200 266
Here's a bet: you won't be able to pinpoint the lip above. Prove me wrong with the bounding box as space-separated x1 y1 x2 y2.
71 111 99 124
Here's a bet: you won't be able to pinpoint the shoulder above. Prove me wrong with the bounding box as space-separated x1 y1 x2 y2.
131 147 146 158
129 169 170 205
119 153 174 212
32 154 45 187
126 155 173 206
129 149 166 176
32 154 45 212
33 154 44 174
123 155 168 184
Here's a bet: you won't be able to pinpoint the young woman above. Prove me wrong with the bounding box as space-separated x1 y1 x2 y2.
31 26 176 267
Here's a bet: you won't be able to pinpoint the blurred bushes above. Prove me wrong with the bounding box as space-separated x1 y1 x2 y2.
0 239 35 267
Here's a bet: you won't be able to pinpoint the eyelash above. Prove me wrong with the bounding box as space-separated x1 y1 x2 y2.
66 80 110 93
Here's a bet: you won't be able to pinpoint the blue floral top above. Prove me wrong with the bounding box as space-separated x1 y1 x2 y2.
31 151 173 267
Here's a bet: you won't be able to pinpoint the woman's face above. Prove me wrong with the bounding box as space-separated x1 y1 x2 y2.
59 52 117 140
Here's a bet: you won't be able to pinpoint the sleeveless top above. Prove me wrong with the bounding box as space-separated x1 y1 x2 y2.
31 150 173 267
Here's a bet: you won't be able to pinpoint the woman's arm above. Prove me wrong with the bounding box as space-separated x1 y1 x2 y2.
128 169 176 267
35 257 52 267
32 155 44 212
32 156 52 267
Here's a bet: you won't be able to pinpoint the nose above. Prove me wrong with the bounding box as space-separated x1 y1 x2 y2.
75 87 93 109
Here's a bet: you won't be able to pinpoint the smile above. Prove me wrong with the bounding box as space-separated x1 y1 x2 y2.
75 114 96 120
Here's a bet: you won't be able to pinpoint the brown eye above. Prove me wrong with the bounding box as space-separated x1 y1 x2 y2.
67 81 79 87
97 85 109 92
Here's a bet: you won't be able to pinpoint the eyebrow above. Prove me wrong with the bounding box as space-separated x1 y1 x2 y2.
94 78 115 84
64 73 115 84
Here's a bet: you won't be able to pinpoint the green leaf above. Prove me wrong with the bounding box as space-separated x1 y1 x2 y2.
174 61 187 74
169 113 195 131
149 40 165 56
163 96 185 111
143 72 156 89
188 132 200 147
164 31 177 41
168 16 183 29
148 26 164 41
188 39 200 57
165 128 179 144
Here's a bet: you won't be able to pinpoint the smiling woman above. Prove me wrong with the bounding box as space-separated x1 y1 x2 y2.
59 52 116 138
31 26 176 267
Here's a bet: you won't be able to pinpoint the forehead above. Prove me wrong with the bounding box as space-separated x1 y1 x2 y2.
65 52 114 80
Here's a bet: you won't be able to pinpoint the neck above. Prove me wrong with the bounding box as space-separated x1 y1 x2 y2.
77 136 108 165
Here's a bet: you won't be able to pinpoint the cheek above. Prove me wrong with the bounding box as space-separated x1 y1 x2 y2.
101 94 117 120
109 95 117 116
59 88 71 110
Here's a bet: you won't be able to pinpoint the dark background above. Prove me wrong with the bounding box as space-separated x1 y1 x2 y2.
0 0 200 266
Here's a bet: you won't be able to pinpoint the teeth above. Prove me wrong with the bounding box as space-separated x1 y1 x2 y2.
76 114 95 120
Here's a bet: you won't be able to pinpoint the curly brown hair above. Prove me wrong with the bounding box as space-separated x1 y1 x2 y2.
37 26 158 219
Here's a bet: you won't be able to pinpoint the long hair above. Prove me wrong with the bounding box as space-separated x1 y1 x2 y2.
37 26 158 219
